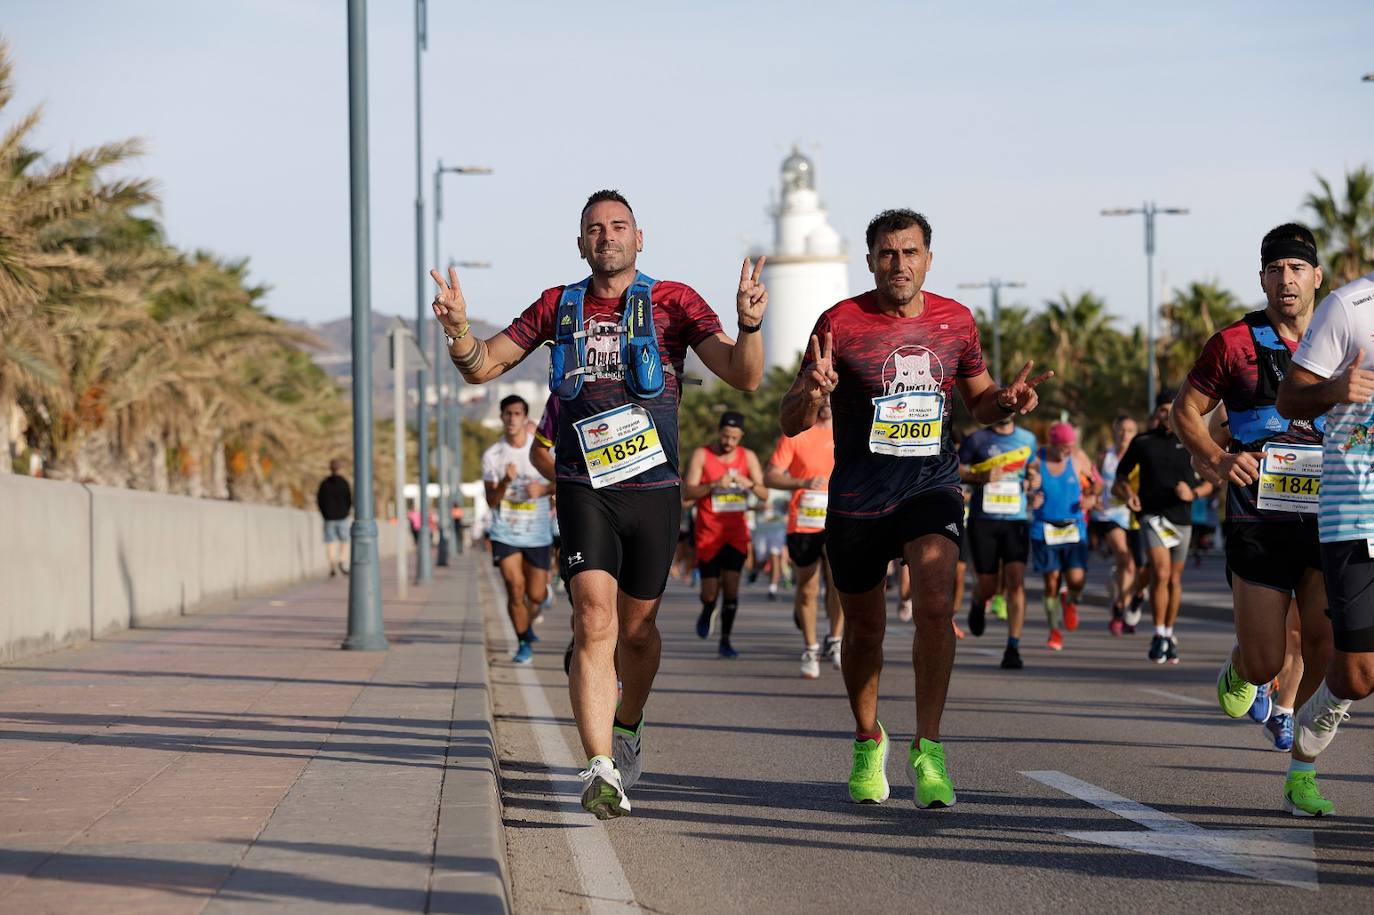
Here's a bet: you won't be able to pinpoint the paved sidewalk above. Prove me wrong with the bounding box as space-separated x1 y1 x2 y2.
0 554 507 914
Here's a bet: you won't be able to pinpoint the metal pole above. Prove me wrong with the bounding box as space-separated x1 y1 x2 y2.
392 328 408 599
1144 201 1156 414
412 0 432 582
343 0 387 651
451 394 464 553
432 163 450 566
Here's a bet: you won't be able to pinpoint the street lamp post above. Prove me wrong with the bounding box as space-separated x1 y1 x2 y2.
958 278 1025 384
343 0 386 651
431 163 492 567
412 0 432 583
1102 202 1189 413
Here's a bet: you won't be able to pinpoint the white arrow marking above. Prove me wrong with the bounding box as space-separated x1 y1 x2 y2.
1022 770 1319 892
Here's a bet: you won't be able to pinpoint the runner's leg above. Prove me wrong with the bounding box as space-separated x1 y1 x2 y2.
905 533 959 742
569 569 621 759
500 552 531 637
823 558 844 640
1275 602 1303 711
1230 578 1289 685
839 582 886 733
795 560 822 648
1293 568 1333 710
615 590 663 727
1004 562 1027 640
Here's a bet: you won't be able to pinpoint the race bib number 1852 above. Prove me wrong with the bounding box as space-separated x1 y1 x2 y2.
575 404 667 489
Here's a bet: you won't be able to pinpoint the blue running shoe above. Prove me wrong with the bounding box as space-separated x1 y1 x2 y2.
513 641 533 665
1265 712 1294 751
719 640 739 659
526 627 540 644
1248 682 1273 723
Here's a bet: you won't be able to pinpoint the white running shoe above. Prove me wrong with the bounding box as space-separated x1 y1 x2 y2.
898 599 913 622
800 646 821 679
579 756 631 820
611 718 644 789
1294 683 1352 759
824 636 842 670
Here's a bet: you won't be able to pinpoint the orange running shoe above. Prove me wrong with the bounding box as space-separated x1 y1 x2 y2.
1046 628 1064 651
1063 592 1079 632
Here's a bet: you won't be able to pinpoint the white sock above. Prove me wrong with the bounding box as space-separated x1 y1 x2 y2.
806 643 820 651
1163 626 1174 637
1273 705 1293 717
1155 625 1167 637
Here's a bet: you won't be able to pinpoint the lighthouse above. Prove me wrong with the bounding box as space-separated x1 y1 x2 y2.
759 147 850 370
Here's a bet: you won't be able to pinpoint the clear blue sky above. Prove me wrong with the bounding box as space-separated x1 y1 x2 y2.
7 1 1374 333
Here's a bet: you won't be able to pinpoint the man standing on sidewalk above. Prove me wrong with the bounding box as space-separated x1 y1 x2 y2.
317 460 352 578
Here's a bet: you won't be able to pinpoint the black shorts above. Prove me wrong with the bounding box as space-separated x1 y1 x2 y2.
1224 520 1321 594
556 483 681 601
698 544 747 578
826 489 964 594
1321 539 1374 653
1126 527 1147 567
491 541 552 571
1089 519 1123 542
967 519 1030 576
787 532 827 568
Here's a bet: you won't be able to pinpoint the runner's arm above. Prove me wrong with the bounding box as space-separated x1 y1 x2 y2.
764 464 805 490
447 331 534 384
680 448 713 501
530 442 556 483
694 332 763 392
1276 363 1344 420
483 479 506 510
1171 382 1229 476
745 451 769 501
956 369 1050 426
1111 444 1140 506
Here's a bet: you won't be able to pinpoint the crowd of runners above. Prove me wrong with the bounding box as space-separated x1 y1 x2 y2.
432 192 1373 823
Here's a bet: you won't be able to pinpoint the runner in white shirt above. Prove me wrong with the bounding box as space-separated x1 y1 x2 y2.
482 395 555 665
1276 269 1374 815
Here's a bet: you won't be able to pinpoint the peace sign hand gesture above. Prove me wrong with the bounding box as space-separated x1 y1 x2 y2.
995 361 1054 415
804 332 839 402
428 266 469 339
736 257 769 328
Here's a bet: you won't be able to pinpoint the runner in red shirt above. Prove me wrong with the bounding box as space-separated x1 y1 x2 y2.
683 411 767 658
430 190 769 820
765 398 844 678
780 209 1051 810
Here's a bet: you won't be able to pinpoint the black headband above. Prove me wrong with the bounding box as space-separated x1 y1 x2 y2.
1261 238 1319 269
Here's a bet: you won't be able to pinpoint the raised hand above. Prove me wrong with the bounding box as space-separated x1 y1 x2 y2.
996 361 1055 415
736 257 769 327
1333 348 1374 404
429 266 469 339
805 332 839 401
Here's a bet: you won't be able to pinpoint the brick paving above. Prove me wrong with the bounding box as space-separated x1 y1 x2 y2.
0 555 504 914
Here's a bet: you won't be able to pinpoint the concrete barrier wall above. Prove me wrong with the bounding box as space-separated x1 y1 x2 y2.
1 475 394 663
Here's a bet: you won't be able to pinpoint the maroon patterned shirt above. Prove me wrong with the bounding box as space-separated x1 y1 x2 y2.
504 279 723 489
797 290 986 518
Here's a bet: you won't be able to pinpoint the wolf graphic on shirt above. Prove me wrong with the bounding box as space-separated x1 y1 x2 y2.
882 347 943 395
583 317 623 381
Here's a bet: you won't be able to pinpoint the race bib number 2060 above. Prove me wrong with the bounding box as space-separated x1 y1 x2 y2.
869 391 943 458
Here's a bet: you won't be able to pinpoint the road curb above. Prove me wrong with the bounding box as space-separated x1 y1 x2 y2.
431 558 512 915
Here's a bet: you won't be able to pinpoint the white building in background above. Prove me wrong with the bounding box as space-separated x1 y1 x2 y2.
759 148 850 370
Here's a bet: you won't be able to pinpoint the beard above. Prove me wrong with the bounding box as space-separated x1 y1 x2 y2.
589 246 635 275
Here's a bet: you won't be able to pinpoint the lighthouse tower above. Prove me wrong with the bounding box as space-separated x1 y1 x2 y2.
759 147 850 370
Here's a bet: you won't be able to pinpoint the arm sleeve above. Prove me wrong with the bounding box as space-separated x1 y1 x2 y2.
676 284 725 348
1293 292 1351 379
504 289 558 351
769 435 795 470
1186 331 1231 401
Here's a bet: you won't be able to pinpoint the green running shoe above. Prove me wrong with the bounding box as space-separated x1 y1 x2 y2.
1283 770 1334 817
1216 660 1257 719
989 594 1008 621
908 738 956 809
848 723 890 804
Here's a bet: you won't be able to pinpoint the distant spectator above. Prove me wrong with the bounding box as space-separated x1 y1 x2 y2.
317 459 353 578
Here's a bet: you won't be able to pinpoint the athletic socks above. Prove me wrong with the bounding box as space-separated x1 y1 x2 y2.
1163 626 1174 637
1154 624 1168 637
613 714 642 733
516 629 531 644
855 726 883 744
720 599 739 639
1274 705 1294 718
1288 759 1315 775
701 597 718 615
1044 594 1061 628
1006 636 1020 650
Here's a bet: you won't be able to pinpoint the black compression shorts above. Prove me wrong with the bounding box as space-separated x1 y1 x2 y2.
967 519 1030 576
556 483 681 600
1321 539 1374 653
697 544 747 578
1223 520 1321 595
786 531 827 568
826 489 964 594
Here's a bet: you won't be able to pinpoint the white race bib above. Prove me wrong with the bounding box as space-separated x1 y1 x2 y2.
982 480 1024 516
1146 514 1182 549
869 391 943 457
710 490 750 513
498 499 540 535
1256 443 1322 514
796 490 828 530
575 404 667 489
1043 521 1081 545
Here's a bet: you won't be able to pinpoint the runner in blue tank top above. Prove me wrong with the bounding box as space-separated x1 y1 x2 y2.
1027 422 1101 651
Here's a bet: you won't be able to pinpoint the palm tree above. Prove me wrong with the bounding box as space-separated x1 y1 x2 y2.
1157 281 1246 390
1305 167 1374 289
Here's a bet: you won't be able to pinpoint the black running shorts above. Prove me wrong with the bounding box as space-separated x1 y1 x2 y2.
1223 519 1321 595
786 531 826 568
491 541 552 571
826 489 964 595
967 519 1031 576
1321 539 1374 653
697 544 747 578
556 483 681 600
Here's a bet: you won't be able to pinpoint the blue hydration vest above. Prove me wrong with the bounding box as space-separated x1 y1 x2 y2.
548 272 666 401
1227 312 1326 448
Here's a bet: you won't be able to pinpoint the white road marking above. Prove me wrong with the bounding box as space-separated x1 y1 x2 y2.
484 563 641 914
968 648 1003 658
1139 687 1212 707
1022 770 1319 891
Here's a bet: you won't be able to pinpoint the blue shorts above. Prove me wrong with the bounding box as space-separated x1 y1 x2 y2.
323 519 349 543
1031 539 1089 574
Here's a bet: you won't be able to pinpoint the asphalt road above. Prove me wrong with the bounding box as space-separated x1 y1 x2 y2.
485 553 1374 914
